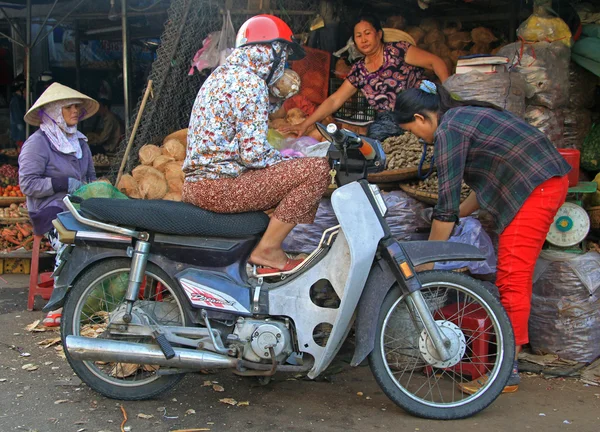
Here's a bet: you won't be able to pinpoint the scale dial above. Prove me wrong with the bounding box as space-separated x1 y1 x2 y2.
546 202 590 248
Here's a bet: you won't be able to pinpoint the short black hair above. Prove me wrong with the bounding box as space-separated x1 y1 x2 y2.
98 98 112 109
352 14 384 42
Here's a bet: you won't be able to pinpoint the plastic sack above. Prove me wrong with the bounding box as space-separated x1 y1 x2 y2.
529 250 600 363
73 181 128 200
217 11 236 66
333 37 364 62
434 217 496 275
524 105 565 147
581 123 600 171
497 41 570 109
444 71 527 117
563 109 592 150
189 32 220 74
282 191 428 253
569 62 598 109
573 36 600 63
267 129 285 150
517 3 573 47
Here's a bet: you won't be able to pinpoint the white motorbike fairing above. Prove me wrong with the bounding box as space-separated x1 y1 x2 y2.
268 182 385 378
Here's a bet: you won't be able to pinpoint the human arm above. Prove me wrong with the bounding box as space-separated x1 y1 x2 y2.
18 138 56 198
459 191 479 217
404 45 450 83
87 115 117 145
83 143 97 183
237 80 283 169
280 80 358 136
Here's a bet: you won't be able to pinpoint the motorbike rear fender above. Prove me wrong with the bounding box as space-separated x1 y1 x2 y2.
351 241 486 366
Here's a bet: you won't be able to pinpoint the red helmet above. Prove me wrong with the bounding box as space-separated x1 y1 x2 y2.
235 14 305 60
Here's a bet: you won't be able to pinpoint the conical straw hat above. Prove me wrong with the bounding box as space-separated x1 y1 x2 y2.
383 28 416 46
24 82 99 126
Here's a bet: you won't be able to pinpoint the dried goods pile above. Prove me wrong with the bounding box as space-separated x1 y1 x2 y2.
92 154 111 166
406 172 471 201
116 139 186 201
0 222 50 252
382 133 433 170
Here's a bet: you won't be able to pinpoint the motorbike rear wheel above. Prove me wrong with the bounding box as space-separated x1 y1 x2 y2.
369 271 515 419
61 258 189 400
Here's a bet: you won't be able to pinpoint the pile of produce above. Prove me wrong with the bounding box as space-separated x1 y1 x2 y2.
405 172 471 201
92 154 111 166
116 139 186 201
405 18 503 74
0 149 18 158
0 164 19 187
382 133 433 170
0 222 50 252
1 203 25 219
269 108 332 142
0 185 23 198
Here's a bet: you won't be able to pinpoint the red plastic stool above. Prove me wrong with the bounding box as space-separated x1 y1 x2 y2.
426 302 494 380
27 235 54 311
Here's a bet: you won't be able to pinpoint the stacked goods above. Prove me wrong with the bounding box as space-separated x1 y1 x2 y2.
1 204 24 219
116 139 186 201
497 40 571 147
382 133 433 170
92 154 110 166
562 64 596 150
405 172 471 201
415 18 502 74
0 222 50 252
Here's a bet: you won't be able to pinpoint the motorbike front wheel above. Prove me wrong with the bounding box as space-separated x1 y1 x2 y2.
61 258 189 400
369 271 515 420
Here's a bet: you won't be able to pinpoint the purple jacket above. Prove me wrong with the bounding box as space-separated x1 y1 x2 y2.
18 130 96 234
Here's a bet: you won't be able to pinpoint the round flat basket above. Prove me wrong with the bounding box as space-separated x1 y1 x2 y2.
0 197 26 207
399 184 438 206
0 216 30 225
368 165 434 184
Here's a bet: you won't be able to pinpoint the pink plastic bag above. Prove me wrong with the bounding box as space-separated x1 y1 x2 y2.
189 32 220 75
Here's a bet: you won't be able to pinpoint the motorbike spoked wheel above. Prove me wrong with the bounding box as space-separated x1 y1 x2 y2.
61 258 189 400
369 271 515 420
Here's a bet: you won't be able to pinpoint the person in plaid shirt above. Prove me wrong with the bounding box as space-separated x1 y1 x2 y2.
394 81 571 394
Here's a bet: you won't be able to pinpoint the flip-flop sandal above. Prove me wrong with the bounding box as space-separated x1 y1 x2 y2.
42 311 61 327
256 258 305 275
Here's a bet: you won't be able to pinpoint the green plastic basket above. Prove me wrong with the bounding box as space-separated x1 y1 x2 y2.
73 181 129 200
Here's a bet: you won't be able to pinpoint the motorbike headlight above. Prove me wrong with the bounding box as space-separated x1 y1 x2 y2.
368 184 388 217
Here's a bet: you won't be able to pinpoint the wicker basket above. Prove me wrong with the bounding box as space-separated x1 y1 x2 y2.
0 197 26 207
368 166 434 184
399 184 439 206
588 206 600 230
0 216 30 225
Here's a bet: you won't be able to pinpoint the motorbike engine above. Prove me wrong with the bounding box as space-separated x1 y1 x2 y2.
233 319 292 363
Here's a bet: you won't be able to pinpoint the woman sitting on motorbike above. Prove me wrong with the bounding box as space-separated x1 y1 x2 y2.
393 81 571 394
182 15 330 275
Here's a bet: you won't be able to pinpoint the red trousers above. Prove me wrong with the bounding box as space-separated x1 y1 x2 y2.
496 175 569 346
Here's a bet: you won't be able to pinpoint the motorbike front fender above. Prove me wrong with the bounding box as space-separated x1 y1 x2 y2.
350 240 486 366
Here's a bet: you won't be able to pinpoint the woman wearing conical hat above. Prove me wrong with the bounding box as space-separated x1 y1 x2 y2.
18 82 98 326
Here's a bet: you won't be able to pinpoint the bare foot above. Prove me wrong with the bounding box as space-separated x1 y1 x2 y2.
250 247 288 270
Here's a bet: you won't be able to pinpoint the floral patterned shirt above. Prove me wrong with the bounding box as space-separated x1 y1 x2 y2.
346 42 425 112
184 44 286 180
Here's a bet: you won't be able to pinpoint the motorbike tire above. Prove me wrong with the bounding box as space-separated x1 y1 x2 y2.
61 258 189 400
369 271 515 420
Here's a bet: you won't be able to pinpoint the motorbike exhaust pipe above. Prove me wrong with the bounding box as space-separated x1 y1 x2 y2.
66 336 238 369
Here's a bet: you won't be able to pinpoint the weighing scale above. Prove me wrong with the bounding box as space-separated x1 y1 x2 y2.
545 182 597 254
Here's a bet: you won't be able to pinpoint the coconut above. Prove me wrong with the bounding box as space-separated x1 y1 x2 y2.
471 27 497 44
334 58 352 78
153 155 174 172
447 31 472 50
419 18 440 32
136 167 168 200
470 43 491 55
270 69 301 100
270 118 289 130
428 42 451 58
162 139 186 161
163 128 188 145
386 15 406 30
450 49 469 64
116 174 138 197
167 177 183 193
132 165 155 182
424 29 445 46
138 144 162 165
406 27 425 44
163 192 182 201
286 108 307 125
443 20 462 36
164 161 185 183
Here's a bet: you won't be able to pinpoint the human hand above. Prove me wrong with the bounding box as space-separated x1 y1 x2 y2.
67 178 84 194
278 121 309 137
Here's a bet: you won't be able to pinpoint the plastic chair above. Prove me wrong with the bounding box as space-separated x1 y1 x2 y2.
27 235 54 311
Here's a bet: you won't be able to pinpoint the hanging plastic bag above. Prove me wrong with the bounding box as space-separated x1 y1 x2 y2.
517 0 573 47
218 10 236 66
189 32 220 74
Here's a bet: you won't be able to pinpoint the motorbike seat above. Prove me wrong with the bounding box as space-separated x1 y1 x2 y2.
79 198 270 238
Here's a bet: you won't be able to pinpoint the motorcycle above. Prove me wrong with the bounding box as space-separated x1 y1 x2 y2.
47 123 515 420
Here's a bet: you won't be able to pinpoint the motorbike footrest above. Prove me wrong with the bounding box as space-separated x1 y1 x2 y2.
154 332 176 360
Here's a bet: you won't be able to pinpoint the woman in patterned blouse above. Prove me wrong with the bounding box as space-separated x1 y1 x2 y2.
182 15 330 275
283 14 449 140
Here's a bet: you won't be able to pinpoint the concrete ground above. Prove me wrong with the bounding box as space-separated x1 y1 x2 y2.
1 275 599 432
